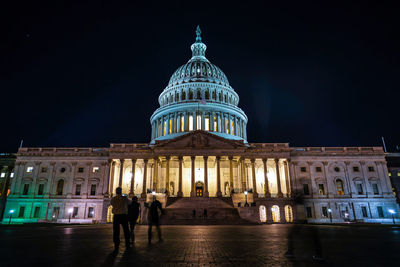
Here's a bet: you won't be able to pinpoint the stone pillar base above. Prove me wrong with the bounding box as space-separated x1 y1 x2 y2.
177 191 183 197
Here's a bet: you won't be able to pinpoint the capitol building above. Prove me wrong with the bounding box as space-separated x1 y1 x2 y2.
2 27 398 224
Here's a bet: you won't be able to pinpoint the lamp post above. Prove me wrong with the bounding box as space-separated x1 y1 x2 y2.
328 208 332 223
68 208 73 223
389 209 396 225
244 191 249 207
152 191 156 201
8 209 14 224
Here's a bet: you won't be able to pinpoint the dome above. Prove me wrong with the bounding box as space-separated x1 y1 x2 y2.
167 28 230 88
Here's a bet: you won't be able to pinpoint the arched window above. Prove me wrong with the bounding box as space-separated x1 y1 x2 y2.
336 179 344 195
56 179 64 195
285 205 293 222
224 95 227 103
271 205 280 222
205 90 210 100
181 91 186 101
219 92 222 101
169 95 173 103
196 90 201 100
189 90 193 100
259 205 267 222
165 97 168 104
176 93 179 102
212 91 216 100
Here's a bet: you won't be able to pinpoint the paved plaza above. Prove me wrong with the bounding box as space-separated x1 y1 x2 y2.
0 224 399 266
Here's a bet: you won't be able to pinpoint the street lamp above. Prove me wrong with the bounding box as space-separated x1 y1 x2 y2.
389 209 396 225
152 191 156 201
9 209 14 224
68 208 73 223
328 208 332 223
244 191 249 207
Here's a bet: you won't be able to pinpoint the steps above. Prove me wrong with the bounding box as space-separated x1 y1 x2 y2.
160 197 256 225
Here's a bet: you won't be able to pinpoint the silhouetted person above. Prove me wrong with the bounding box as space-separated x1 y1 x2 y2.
145 197 163 244
203 208 207 219
128 196 140 243
192 209 196 218
110 187 130 250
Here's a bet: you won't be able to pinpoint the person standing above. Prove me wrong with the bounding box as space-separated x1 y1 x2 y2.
145 196 163 244
128 196 140 243
110 187 130 250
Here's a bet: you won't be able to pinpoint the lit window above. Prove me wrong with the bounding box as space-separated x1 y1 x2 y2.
88 207 94 218
163 121 166 135
93 167 99 173
73 207 79 218
388 172 391 176
226 119 229 134
169 119 172 134
318 184 325 195
336 180 344 195
10 173 14 178
397 172 400 177
197 115 201 130
180 116 184 132
27 167 33 173
205 116 210 131
231 121 235 135
214 117 218 132
189 115 193 131
0 173 5 178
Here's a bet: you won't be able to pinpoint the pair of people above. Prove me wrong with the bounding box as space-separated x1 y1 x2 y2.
110 187 163 249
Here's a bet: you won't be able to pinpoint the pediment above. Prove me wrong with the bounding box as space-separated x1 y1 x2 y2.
152 131 247 149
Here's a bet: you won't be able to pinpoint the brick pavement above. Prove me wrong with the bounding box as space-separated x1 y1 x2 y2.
0 224 400 266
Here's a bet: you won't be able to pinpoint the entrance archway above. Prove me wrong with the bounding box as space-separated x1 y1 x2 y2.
271 205 280 222
285 205 293 222
259 205 267 222
195 181 204 197
107 206 113 223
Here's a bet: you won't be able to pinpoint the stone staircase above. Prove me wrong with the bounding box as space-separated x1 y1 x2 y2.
160 197 256 225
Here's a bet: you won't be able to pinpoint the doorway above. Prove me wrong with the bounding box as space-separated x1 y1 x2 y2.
196 181 204 197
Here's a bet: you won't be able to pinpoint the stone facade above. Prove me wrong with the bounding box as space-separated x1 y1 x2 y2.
2 27 399 224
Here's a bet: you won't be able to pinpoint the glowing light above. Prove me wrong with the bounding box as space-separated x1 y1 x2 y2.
9 209 14 214
68 208 73 214
389 209 395 214
152 191 156 196
244 191 248 196
328 208 332 213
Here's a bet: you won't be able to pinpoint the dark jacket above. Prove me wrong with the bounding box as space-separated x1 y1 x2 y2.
127 202 140 222
147 200 162 223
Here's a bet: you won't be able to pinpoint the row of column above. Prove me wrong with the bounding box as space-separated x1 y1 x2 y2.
151 111 247 140
110 157 291 199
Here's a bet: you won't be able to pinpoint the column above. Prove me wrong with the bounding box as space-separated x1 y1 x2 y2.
103 160 111 196
243 122 247 140
228 115 231 134
323 161 333 197
184 111 189 131
118 159 124 187
166 114 170 134
229 156 234 193
201 111 205 130
251 158 258 198
216 156 222 197
241 158 246 192
153 158 158 191
141 159 148 198
284 160 291 197
193 111 197 130
262 159 271 197
109 161 115 196
165 156 170 195
177 113 181 133
178 156 183 197
191 156 195 197
211 112 215 131
203 156 209 197
344 161 354 196
130 159 136 196
217 113 221 133
275 158 283 198
234 116 238 136
67 162 76 198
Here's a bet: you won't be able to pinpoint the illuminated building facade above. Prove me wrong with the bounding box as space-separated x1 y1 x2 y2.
2 27 399 224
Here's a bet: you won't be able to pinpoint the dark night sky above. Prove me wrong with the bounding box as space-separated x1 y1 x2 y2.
1 1 399 152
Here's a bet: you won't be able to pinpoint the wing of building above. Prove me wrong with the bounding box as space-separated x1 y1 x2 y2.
2 27 399 224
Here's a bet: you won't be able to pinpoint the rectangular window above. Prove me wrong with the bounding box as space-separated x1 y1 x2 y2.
23 184 29 195
303 184 310 195
316 167 322 172
180 116 184 132
33 207 40 218
214 117 218 132
300 167 307 172
88 207 94 218
37 184 44 195
322 207 328 218
361 206 368 217
41 167 48 173
205 116 210 131
75 184 81 195
356 183 363 194
78 167 84 173
306 207 312 218
0 172 5 178
353 166 360 172
169 119 172 134
18 207 25 218
163 121 166 135
197 115 201 130
53 207 60 219
377 206 384 218
231 121 235 135
10 173 14 178
90 184 96 196
26 166 33 173
368 166 375 172
73 207 79 218
318 184 325 195
226 119 229 134
92 167 99 173
189 115 193 131
372 184 379 195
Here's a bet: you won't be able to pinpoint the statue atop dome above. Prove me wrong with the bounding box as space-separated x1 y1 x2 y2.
196 25 202 42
